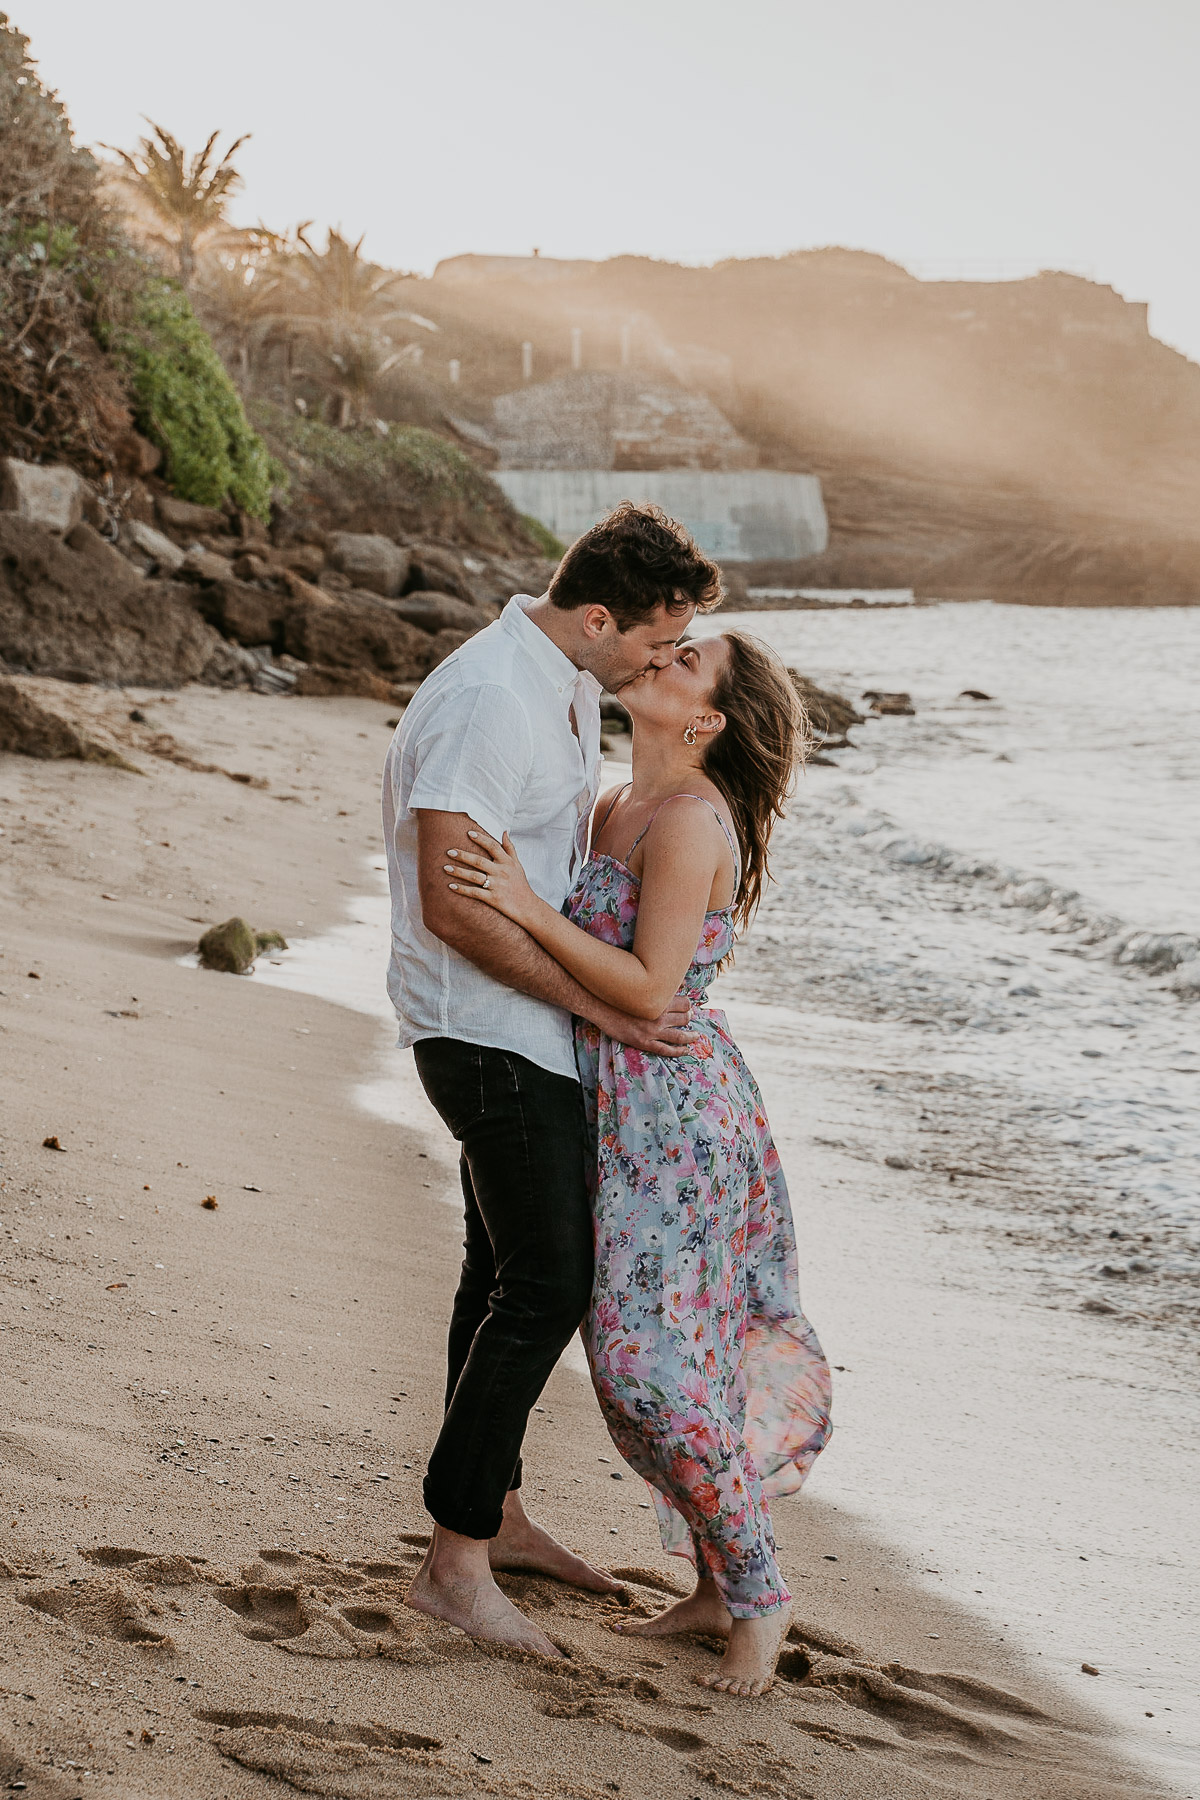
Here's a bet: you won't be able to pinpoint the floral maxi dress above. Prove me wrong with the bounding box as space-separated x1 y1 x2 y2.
569 802 833 1618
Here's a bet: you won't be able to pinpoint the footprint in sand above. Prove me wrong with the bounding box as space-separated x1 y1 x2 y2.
774 1623 1130 1783
200 1711 468 1798
18 1578 173 1648
205 1545 482 1664
689 1740 805 1798
81 1545 207 1586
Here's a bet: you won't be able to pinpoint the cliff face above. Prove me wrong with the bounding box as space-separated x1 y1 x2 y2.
424 251 1200 604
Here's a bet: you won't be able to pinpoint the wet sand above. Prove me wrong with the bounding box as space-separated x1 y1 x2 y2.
0 685 1185 1798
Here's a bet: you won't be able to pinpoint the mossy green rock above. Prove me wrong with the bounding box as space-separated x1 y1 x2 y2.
254 928 288 954
198 916 257 974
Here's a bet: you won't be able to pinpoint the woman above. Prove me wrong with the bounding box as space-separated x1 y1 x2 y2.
443 629 833 1696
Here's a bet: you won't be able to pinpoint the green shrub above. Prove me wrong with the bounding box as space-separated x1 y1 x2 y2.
262 407 500 511
104 275 277 518
255 403 538 550
519 513 566 560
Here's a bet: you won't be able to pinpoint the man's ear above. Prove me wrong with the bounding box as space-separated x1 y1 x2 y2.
579 603 614 641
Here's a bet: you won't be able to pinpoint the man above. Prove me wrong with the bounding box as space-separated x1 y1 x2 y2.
383 503 723 1655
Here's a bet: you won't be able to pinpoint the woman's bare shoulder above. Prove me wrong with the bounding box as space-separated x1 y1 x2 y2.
639 789 737 868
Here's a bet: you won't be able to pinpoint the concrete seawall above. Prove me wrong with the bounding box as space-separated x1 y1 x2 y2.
493 469 828 562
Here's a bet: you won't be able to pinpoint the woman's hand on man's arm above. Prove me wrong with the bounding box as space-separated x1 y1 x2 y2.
416 809 698 1054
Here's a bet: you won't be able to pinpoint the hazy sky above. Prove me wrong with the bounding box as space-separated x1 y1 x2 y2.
19 0 1199 359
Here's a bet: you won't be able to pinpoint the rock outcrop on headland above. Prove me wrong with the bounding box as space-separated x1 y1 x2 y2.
0 469 556 702
0 513 229 688
424 251 1200 605
0 672 140 769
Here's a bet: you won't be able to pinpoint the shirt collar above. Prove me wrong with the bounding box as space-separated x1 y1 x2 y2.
502 595 602 702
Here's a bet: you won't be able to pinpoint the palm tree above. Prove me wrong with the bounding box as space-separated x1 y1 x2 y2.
193 223 295 389
282 228 437 427
105 120 249 290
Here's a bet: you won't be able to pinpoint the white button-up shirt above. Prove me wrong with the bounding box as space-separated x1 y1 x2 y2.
382 595 602 1079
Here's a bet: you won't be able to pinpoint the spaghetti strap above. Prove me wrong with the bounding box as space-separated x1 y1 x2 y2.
595 782 632 838
627 793 741 887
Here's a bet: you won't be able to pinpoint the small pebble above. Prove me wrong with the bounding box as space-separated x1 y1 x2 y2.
202 1195 219 1210
1081 1663 1099 1676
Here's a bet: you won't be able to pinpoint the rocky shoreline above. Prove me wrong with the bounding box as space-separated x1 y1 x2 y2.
0 463 554 708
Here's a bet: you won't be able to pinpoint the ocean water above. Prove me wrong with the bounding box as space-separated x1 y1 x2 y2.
698 604 1200 1313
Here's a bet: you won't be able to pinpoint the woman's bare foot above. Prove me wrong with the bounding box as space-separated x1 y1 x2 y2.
405 1526 562 1658
614 1576 732 1638
696 1601 792 1698
489 1491 625 1595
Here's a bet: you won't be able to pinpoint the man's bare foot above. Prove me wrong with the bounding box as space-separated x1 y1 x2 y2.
405 1529 562 1659
614 1577 732 1638
696 1601 792 1698
489 1491 625 1595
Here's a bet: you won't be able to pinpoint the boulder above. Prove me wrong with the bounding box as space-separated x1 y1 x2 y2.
390 590 494 634
114 431 162 478
788 672 865 748
0 514 231 687
862 689 915 716
293 664 396 701
195 578 285 649
0 674 140 770
234 511 271 549
232 551 273 582
198 917 257 975
180 544 235 583
328 532 410 598
403 544 477 604
64 520 137 582
156 495 226 534
284 590 429 683
277 543 326 580
280 568 328 606
124 519 185 574
0 460 86 535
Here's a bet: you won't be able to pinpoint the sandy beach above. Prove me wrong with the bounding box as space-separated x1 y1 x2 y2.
0 683 1187 1800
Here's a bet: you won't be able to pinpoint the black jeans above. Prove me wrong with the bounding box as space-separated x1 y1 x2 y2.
413 1038 593 1540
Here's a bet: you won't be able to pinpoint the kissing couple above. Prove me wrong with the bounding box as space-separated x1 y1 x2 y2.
383 503 832 1697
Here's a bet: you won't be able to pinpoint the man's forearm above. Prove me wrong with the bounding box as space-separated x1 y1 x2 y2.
436 899 627 1033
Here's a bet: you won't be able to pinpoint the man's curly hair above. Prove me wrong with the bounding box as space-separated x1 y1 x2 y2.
549 501 723 628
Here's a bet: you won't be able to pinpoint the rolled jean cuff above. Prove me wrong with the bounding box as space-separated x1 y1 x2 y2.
423 1472 504 1542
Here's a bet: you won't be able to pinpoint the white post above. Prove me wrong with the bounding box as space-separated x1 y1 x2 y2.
521 340 533 381
570 327 582 371
448 358 461 386
619 323 632 367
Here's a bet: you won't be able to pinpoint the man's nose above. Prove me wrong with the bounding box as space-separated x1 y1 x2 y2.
648 648 674 669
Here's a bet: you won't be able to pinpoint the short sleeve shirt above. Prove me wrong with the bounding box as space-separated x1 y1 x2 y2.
382 596 602 1078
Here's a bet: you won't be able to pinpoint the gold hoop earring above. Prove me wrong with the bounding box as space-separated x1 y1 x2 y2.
684 724 697 746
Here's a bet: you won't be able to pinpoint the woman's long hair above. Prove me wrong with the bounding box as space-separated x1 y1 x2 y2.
703 631 810 930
